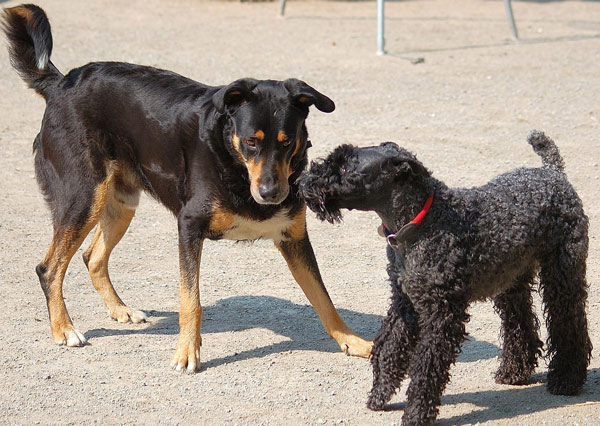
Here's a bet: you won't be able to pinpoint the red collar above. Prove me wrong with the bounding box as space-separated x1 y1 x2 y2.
378 194 433 247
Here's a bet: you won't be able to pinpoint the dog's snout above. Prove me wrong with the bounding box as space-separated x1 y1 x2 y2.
249 159 290 205
258 181 280 202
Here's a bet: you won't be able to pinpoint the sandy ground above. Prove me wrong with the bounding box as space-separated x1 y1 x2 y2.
0 0 599 424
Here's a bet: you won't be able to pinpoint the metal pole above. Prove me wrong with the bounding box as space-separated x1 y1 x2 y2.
377 0 385 55
279 0 286 16
504 0 518 40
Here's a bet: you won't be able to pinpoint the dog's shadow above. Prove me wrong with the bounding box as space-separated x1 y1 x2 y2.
84 297 600 423
85 295 501 369
85 295 379 368
385 368 600 425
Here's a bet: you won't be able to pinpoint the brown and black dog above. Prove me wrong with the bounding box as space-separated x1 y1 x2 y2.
2 4 372 372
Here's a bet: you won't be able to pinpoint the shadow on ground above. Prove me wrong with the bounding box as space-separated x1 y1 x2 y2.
80 296 600 423
384 368 600 425
389 33 600 58
85 295 501 369
85 295 379 368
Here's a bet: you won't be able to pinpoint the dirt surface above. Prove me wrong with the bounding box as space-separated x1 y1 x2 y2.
1 0 599 424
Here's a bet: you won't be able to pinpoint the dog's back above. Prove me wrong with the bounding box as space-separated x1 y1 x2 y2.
2 5 211 147
2 5 214 215
449 131 586 299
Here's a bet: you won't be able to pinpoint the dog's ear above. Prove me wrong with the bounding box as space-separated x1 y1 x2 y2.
378 143 430 180
396 159 429 179
212 78 259 113
284 79 335 113
387 156 430 181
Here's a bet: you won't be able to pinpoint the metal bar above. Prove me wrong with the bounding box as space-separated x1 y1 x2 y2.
377 0 385 55
279 0 286 16
504 0 518 40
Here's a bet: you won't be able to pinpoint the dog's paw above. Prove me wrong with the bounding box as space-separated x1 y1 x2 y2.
494 368 532 386
52 326 87 347
366 392 386 411
547 380 582 396
339 336 373 358
547 371 584 396
109 305 148 324
170 335 202 373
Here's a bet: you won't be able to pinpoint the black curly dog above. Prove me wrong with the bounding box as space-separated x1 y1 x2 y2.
299 131 592 425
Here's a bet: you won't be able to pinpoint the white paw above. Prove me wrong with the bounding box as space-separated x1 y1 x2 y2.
65 329 87 347
130 309 148 324
110 306 148 324
170 346 201 373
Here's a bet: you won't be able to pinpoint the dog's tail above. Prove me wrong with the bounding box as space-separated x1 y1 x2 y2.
2 4 62 99
528 130 565 172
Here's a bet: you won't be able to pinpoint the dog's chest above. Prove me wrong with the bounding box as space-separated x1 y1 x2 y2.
210 208 296 242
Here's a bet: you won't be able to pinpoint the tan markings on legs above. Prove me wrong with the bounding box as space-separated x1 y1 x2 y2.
171 241 203 373
42 229 86 346
276 237 373 358
83 198 147 324
42 180 111 346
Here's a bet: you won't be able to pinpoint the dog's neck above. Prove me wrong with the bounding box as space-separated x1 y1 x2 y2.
376 180 433 234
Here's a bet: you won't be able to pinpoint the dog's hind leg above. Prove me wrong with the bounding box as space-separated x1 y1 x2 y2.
493 271 543 385
367 290 418 411
539 220 592 395
275 217 372 358
82 189 147 324
36 178 110 346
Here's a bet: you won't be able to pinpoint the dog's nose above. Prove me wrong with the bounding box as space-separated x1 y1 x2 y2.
258 183 280 202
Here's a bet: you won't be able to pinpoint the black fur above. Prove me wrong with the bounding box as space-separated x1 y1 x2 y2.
299 131 592 425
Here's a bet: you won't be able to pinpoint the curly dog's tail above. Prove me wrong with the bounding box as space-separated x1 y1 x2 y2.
528 130 565 172
2 4 62 99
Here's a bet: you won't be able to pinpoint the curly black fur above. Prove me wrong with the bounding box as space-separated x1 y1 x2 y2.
298 130 592 426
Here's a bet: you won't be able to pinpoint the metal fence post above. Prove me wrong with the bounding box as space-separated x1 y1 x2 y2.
377 0 385 55
504 0 518 40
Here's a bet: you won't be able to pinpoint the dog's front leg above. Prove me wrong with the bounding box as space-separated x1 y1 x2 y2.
367 290 418 410
403 294 469 426
275 234 372 358
171 214 204 373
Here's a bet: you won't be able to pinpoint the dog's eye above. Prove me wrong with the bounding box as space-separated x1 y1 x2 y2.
341 166 348 174
245 138 258 148
282 138 292 147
